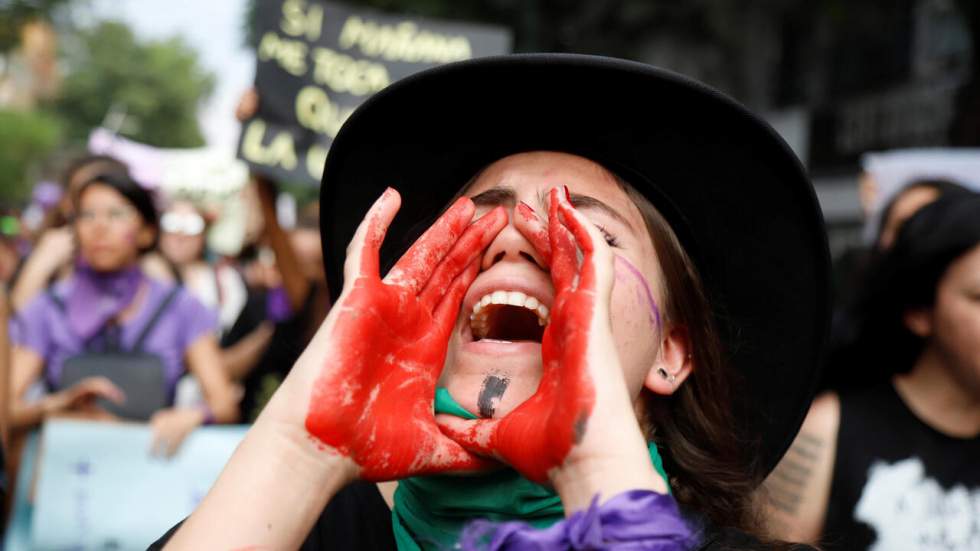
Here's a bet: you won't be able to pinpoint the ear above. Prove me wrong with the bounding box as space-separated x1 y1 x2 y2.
644 325 694 396
903 307 933 338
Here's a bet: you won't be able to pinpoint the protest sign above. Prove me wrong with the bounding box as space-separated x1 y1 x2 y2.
238 0 511 186
3 420 248 550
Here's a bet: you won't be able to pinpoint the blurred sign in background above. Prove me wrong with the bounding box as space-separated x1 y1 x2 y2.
2 0 978 255
239 0 511 185
4 420 247 550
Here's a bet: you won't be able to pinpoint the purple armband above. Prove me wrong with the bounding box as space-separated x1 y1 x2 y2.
459 489 694 550
265 286 293 323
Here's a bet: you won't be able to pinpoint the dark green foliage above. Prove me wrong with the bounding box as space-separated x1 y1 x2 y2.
0 108 61 205
51 20 215 148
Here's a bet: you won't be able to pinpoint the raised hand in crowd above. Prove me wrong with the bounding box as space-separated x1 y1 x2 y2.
10 226 74 310
8 362 124 428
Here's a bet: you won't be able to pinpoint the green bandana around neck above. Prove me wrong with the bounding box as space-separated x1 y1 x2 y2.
390 388 669 550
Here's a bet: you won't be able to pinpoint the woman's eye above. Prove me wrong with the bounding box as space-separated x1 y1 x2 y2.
595 224 620 247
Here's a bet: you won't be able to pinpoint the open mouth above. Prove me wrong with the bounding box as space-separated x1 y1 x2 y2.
469 290 549 343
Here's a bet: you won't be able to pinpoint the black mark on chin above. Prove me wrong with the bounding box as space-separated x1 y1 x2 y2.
478 375 510 418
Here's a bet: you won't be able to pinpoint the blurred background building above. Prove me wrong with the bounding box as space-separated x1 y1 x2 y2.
1 0 977 259
306 0 976 257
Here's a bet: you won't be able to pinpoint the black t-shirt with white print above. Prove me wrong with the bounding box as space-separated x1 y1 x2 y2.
823 382 980 551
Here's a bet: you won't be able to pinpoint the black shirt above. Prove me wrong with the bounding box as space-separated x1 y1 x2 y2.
823 382 980 550
237 284 329 423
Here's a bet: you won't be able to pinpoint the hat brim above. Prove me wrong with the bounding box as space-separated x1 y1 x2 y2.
319 53 830 478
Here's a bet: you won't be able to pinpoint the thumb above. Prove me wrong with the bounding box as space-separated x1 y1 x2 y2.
343 188 400 284
435 414 500 458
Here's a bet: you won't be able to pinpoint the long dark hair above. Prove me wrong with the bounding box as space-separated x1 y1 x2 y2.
621 182 760 533
431 163 777 538
42 154 130 231
829 191 980 387
61 154 129 191
873 178 969 251
74 173 160 252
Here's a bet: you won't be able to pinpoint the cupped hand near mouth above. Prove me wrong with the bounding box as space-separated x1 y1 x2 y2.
437 188 658 496
297 188 508 481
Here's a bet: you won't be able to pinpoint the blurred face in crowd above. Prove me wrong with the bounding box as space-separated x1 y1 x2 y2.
290 227 323 282
438 151 684 419
879 186 941 251
908 243 980 396
160 200 207 266
75 183 154 272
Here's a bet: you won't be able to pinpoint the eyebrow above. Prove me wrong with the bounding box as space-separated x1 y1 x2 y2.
470 187 516 208
568 193 635 232
470 185 634 231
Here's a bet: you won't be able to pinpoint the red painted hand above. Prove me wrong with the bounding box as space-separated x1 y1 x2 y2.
304 188 507 481
438 187 636 485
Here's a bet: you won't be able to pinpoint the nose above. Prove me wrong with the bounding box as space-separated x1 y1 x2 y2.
480 210 547 271
88 213 110 232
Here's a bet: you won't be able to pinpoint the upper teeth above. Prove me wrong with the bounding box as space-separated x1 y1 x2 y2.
469 290 549 332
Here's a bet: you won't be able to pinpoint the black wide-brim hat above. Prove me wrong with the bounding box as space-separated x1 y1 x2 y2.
319 53 830 479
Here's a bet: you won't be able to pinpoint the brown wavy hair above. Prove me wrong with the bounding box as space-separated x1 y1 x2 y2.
619 181 763 535
436 159 771 540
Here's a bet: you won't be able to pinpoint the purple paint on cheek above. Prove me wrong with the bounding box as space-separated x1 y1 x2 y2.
614 255 662 330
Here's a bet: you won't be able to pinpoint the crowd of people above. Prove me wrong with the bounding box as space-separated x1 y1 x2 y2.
0 52 978 550
0 152 330 515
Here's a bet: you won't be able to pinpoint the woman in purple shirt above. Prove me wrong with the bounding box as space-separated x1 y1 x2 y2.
9 173 239 455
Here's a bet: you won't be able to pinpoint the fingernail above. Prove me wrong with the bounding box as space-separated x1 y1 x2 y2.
517 201 537 218
563 185 571 203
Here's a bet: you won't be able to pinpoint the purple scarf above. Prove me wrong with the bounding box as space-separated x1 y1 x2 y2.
66 261 145 342
459 490 694 550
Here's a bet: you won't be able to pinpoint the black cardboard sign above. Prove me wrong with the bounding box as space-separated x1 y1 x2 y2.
237 0 511 186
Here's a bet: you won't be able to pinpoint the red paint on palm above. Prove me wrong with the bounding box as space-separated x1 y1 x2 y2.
442 189 598 484
305 190 507 480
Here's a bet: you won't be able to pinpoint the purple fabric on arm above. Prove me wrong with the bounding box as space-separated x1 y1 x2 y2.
10 278 217 399
459 490 694 550
265 285 293 323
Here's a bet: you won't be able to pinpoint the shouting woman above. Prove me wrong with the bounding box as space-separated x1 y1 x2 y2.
156 54 829 549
